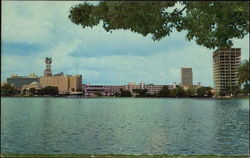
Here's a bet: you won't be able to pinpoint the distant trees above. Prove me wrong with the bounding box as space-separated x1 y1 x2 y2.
157 86 170 97
155 85 214 98
36 86 59 96
132 89 148 97
238 60 249 85
231 86 241 97
114 86 194 98
94 92 103 96
238 60 249 95
29 88 36 96
119 89 132 97
114 91 120 97
172 86 187 97
186 88 196 97
196 87 213 97
1 84 19 96
242 84 249 96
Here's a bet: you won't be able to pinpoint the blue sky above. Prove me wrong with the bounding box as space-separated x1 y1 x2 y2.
1 1 249 87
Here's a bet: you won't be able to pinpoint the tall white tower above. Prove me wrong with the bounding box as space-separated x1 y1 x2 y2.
44 57 52 76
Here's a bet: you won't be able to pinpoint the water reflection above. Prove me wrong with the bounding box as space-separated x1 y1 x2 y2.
1 98 249 155
212 100 249 155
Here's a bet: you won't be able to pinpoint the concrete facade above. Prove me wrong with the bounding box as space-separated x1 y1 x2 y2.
83 84 125 96
213 48 241 94
7 73 39 89
144 84 174 95
181 67 193 85
39 57 82 94
83 83 174 96
180 84 201 91
22 81 42 95
39 75 82 94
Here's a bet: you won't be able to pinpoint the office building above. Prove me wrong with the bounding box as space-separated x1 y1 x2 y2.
22 81 42 95
181 67 193 85
82 84 124 96
213 48 241 94
82 83 174 96
39 74 82 94
7 73 39 90
126 82 139 93
39 57 82 94
144 84 174 95
180 84 201 91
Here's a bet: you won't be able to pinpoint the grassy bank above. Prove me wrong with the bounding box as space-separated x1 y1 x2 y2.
1 154 249 158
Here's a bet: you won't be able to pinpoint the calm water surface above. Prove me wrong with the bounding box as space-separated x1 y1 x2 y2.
1 98 249 155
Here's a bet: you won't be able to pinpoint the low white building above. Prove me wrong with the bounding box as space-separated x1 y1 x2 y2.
22 81 42 95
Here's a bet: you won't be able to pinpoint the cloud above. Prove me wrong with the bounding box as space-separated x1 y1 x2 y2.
2 41 45 56
68 29 190 57
1 1 249 88
2 1 80 43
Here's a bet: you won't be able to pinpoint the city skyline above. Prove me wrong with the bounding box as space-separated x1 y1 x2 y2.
2 1 249 87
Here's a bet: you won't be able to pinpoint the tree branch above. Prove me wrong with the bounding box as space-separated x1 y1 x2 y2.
178 6 187 14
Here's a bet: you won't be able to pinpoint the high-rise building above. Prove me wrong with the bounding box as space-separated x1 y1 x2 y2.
213 48 241 94
181 67 193 85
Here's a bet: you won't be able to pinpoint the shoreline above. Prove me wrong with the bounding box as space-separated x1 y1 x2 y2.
1 154 249 158
1 96 249 100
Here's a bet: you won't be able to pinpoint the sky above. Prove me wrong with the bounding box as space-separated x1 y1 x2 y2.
1 1 249 87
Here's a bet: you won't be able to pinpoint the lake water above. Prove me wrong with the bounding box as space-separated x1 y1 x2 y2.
1 97 249 155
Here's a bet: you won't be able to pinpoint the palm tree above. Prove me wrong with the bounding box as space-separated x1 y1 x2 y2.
238 59 249 87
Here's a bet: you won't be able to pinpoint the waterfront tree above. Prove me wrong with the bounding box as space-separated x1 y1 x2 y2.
1 84 19 96
36 86 59 96
94 92 103 96
44 86 58 96
196 87 212 97
175 86 187 97
231 85 241 97
238 60 249 84
186 88 196 97
114 91 120 97
242 84 249 96
169 86 186 97
69 1 249 49
157 86 170 97
133 89 148 97
29 88 36 96
238 60 249 95
120 89 132 97
22 89 27 96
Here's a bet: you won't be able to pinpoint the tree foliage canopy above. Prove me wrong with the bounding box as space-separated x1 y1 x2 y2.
1 84 19 96
238 60 249 85
37 86 59 96
157 86 170 97
196 87 212 97
133 88 148 97
120 89 132 97
69 1 249 49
